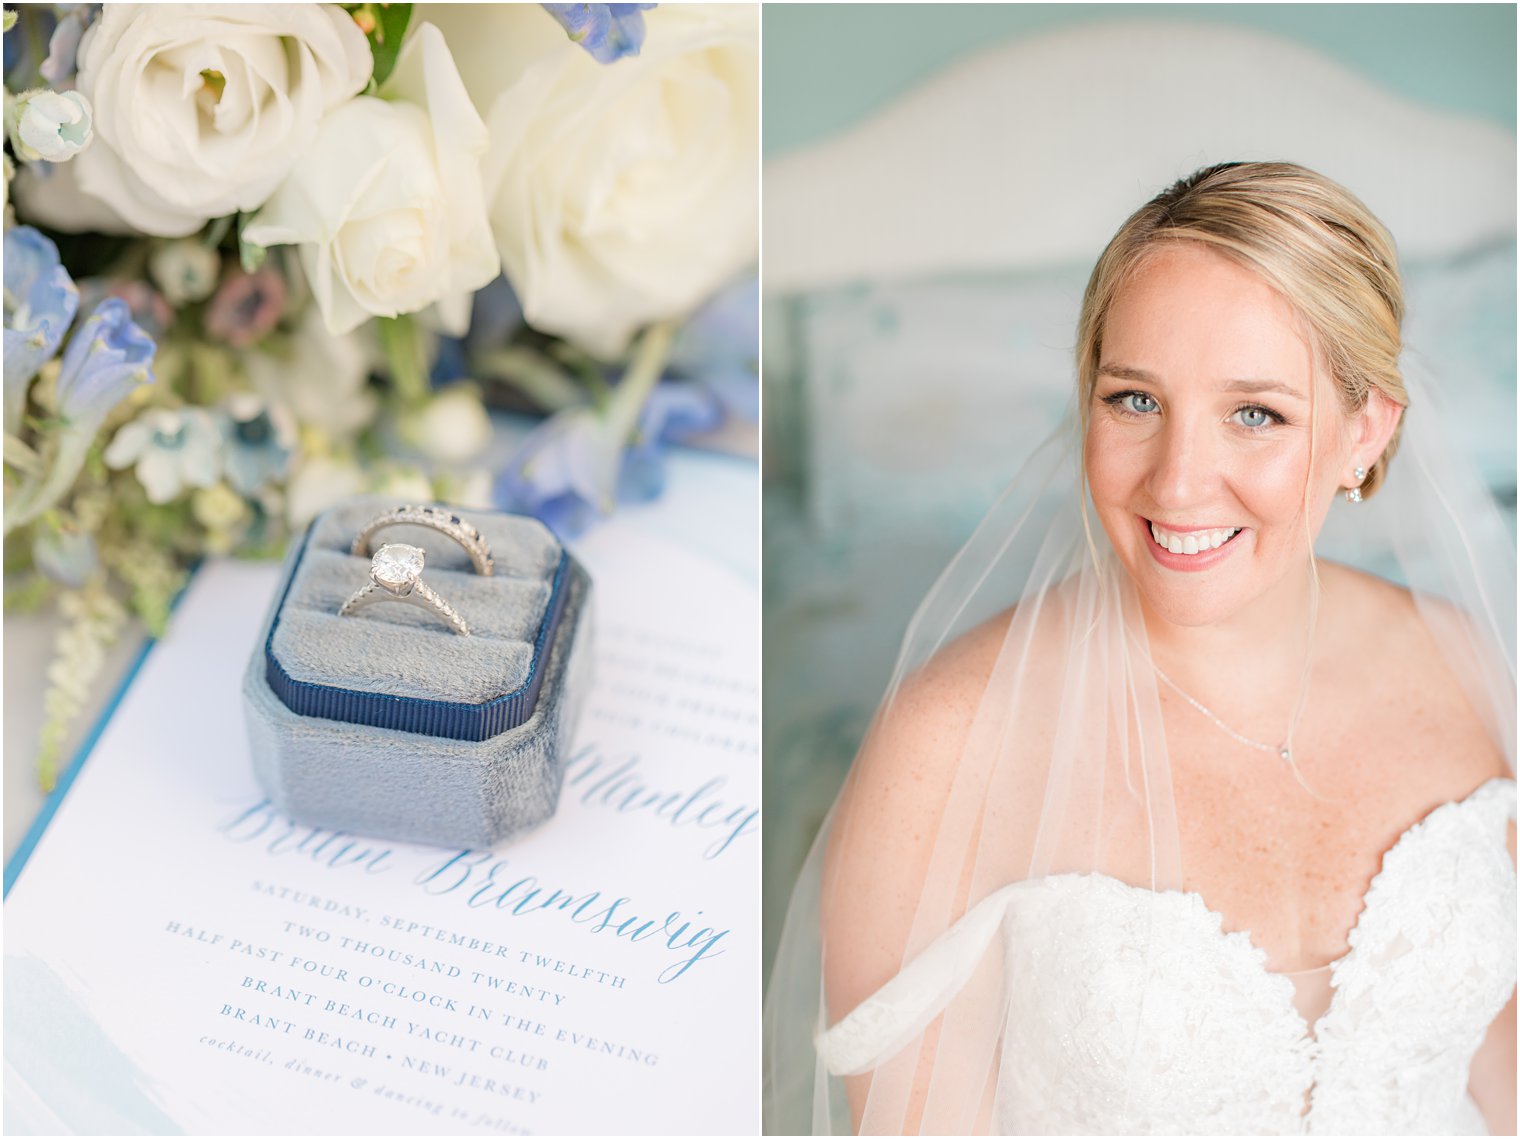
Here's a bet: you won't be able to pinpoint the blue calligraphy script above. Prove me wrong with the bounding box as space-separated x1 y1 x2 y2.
220 801 395 873
561 744 758 860
218 802 730 983
413 851 727 984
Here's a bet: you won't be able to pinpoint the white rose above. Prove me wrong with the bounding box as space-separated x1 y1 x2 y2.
242 23 499 336
8 89 93 162
70 4 372 237
426 4 759 357
11 155 134 235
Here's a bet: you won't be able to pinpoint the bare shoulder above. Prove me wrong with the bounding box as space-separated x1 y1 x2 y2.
820 604 1035 1018
827 608 1013 865
1323 559 1495 654
835 596 1073 819
1320 562 1490 695
872 610 1017 772
1319 561 1510 789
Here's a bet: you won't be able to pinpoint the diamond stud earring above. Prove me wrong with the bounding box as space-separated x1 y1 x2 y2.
1345 466 1367 504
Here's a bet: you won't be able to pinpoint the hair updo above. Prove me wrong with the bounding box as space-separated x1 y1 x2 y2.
1075 161 1408 498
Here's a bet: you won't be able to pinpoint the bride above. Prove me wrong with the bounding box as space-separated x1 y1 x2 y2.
765 163 1516 1135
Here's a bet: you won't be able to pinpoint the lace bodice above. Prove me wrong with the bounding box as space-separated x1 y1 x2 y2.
819 778 1516 1135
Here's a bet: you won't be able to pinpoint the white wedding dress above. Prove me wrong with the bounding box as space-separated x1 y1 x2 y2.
818 777 1517 1135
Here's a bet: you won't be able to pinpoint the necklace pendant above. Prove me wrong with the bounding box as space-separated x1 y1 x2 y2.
1279 747 1292 763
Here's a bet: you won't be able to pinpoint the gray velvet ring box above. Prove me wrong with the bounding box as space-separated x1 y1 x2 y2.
241 496 593 849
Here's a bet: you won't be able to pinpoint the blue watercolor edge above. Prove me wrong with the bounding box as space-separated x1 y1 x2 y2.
4 565 201 900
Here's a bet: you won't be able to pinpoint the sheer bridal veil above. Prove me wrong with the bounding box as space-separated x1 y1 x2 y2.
762 170 1515 1135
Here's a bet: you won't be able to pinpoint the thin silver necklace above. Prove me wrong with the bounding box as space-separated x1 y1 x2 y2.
1150 661 1294 763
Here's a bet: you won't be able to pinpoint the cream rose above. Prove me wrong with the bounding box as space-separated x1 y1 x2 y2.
11 156 134 236
241 22 499 336
426 4 759 357
70 4 372 237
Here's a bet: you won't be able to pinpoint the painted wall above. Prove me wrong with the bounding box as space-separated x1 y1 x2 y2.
763 3 1517 156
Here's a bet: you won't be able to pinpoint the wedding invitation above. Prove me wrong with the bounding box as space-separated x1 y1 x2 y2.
4 521 759 1135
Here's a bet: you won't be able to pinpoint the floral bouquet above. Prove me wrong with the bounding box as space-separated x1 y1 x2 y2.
3 2 759 787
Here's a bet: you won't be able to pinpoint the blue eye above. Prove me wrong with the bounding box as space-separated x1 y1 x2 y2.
1098 390 1161 418
1232 405 1280 429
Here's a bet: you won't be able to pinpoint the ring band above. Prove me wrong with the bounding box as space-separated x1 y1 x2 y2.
352 505 494 576
340 543 469 636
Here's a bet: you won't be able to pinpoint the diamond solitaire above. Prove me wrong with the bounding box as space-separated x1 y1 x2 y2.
341 541 469 635
372 543 426 593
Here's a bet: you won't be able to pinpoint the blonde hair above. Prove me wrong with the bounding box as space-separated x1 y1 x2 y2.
1075 161 1408 497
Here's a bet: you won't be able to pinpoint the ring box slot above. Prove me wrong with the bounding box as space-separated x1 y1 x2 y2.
270 545 557 705
241 496 593 848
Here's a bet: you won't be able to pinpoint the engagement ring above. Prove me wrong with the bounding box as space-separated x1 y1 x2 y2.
340 543 470 636
351 505 494 576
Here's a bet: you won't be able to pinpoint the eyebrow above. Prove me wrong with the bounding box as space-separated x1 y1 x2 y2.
1096 363 1307 401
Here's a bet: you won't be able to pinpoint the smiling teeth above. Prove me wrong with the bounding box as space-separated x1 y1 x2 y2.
1150 522 1240 555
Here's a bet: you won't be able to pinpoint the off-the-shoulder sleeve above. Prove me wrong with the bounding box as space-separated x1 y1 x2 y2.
1476 776 1516 824
815 883 1026 1076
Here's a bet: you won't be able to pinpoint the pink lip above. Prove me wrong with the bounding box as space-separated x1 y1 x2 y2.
1140 515 1244 573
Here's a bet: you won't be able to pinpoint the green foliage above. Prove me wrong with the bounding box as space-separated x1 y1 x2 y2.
203 213 236 250
5 573 55 615
237 214 268 274
346 3 413 89
475 346 587 413
104 539 184 638
37 584 127 792
378 313 429 407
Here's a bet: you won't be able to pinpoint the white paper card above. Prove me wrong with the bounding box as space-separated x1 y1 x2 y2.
4 521 758 1135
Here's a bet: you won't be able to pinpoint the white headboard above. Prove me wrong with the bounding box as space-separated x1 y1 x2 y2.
764 20 1517 294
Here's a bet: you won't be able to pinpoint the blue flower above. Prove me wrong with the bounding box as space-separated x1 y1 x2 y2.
541 4 656 63
494 408 618 538
4 226 80 426
617 379 723 504
432 275 526 387
219 394 295 495
667 272 758 421
3 285 156 535
430 335 471 388
467 275 524 353
103 407 220 504
641 377 724 444
55 298 155 430
608 283 756 508
40 5 102 86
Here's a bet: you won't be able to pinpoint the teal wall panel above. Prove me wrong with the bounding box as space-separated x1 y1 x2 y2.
764 4 1517 155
